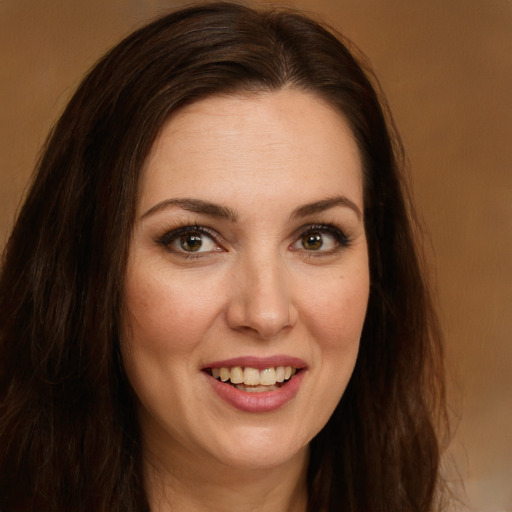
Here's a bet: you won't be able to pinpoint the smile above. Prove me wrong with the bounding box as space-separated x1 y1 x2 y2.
203 357 307 412
208 366 298 392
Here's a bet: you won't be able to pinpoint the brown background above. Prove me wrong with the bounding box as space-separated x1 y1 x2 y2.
1 1 511 509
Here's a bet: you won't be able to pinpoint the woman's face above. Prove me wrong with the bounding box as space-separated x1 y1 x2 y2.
122 90 369 472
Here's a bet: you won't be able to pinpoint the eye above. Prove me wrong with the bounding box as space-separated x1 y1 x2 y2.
291 225 350 253
157 226 222 255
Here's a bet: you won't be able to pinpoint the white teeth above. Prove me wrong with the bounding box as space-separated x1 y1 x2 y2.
210 365 297 387
243 367 260 385
259 367 277 385
230 366 244 384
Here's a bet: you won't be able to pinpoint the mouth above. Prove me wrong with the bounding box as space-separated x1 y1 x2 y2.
205 365 299 393
203 358 307 412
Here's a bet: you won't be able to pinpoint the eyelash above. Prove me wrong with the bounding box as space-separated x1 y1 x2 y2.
155 223 352 258
156 224 222 258
293 224 352 255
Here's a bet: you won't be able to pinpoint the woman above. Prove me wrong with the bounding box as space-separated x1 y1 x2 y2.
0 2 447 511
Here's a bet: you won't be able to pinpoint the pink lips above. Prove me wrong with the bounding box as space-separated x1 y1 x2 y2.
202 355 307 413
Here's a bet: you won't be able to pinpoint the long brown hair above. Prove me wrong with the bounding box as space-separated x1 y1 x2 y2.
0 3 446 511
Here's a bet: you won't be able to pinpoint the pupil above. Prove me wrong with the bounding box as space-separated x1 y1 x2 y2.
303 232 322 250
181 233 202 252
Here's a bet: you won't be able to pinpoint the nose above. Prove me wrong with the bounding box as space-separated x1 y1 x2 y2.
225 253 297 339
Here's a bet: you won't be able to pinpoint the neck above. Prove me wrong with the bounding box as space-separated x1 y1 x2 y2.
143 443 309 512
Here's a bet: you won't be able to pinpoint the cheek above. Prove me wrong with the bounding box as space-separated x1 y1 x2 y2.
293 266 369 441
303 266 370 350
120 264 222 423
122 264 220 355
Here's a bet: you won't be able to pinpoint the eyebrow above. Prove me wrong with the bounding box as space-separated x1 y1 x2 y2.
291 196 362 220
141 194 362 222
141 198 238 222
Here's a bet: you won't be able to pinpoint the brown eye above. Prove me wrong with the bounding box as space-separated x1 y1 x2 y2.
157 226 221 255
291 225 349 254
180 233 203 252
302 232 323 250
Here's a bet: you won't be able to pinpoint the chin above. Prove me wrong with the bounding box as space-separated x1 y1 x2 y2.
168 413 309 472
212 429 309 471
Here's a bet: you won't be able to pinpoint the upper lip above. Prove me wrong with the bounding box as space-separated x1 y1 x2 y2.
202 355 307 371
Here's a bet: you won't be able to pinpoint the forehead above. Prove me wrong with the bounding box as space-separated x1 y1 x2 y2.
139 89 363 215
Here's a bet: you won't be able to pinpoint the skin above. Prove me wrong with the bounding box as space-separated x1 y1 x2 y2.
122 89 370 512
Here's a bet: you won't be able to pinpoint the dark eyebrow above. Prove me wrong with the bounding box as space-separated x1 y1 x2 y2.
291 196 362 220
141 198 238 222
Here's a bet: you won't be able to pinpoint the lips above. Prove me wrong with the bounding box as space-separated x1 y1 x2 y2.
203 356 307 412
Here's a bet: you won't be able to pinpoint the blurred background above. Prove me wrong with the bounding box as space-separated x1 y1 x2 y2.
1 0 510 509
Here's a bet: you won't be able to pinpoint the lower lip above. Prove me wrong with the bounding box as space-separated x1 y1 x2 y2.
206 371 305 413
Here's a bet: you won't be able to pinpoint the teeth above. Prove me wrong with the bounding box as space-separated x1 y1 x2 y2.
230 366 244 384
220 367 230 382
259 367 276 385
243 367 260 385
210 365 298 387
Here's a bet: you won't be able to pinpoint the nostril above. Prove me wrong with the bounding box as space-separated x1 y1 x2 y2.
226 307 296 340
224 265 296 338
